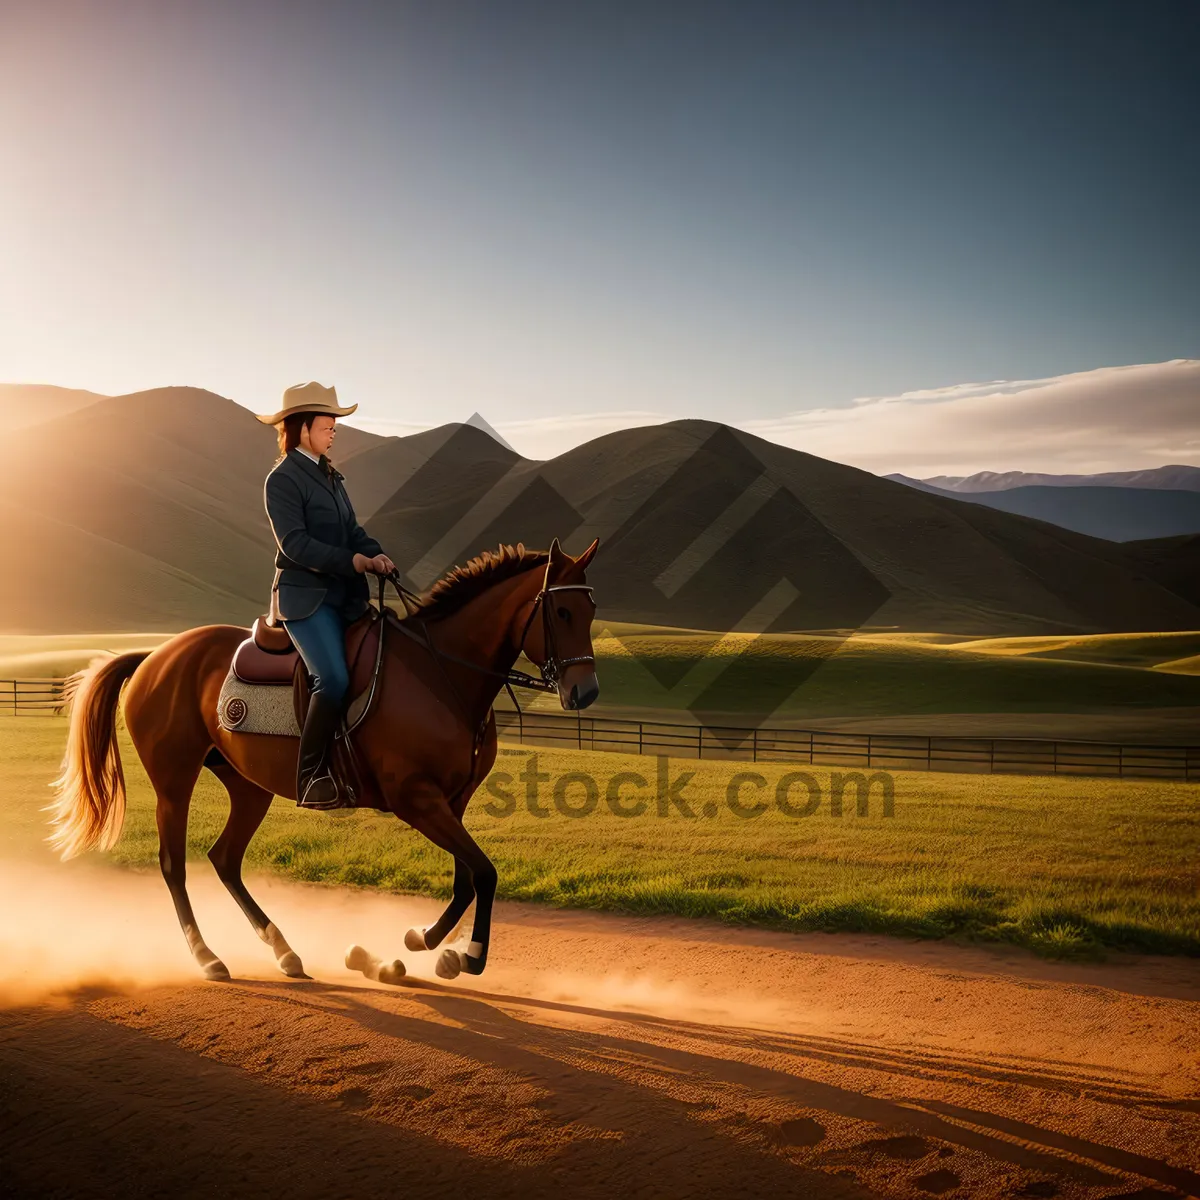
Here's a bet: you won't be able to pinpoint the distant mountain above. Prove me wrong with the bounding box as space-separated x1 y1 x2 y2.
464 411 517 453
885 477 1200 541
893 464 1200 493
955 485 1200 542
6 394 1200 635
1 383 108 429
884 473 944 495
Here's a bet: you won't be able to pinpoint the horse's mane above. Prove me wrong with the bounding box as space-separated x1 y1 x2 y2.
411 543 549 620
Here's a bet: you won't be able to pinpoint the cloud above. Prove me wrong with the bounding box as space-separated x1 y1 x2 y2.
740 360 1200 477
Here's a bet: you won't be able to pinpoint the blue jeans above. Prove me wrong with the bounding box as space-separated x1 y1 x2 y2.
283 602 349 706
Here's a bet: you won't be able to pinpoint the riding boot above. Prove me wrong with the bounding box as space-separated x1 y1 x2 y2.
296 690 347 810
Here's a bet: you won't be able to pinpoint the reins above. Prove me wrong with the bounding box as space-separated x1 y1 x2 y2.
370 567 596 779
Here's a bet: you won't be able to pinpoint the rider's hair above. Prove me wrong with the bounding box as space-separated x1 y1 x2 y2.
275 411 320 458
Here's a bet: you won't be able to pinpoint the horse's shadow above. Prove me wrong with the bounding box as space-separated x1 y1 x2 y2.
234 973 1198 1198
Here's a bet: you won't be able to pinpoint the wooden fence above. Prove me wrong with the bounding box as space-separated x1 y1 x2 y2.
0 678 68 716
4 678 1197 782
492 710 1200 783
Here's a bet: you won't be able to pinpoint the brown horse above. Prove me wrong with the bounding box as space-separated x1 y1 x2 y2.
48 537 599 983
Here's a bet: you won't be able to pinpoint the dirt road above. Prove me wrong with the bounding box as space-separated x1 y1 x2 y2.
1 864 1197 1199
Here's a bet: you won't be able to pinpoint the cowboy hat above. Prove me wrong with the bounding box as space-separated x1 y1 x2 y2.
254 381 358 425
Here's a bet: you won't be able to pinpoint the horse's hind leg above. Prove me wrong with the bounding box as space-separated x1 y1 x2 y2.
207 763 308 979
155 783 230 982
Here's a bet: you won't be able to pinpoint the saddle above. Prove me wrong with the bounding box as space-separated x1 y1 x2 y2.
228 613 388 810
232 617 297 683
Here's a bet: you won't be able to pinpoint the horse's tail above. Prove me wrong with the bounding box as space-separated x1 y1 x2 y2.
47 651 151 860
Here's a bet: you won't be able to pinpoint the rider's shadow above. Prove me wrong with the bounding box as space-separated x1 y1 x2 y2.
324 982 1140 1192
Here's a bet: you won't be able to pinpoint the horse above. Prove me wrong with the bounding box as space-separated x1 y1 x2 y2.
47 537 600 983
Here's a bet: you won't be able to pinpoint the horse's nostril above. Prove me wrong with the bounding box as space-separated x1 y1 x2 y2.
564 678 598 711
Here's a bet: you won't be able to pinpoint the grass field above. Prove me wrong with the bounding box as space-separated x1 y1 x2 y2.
589 625 1200 718
2 717 1197 960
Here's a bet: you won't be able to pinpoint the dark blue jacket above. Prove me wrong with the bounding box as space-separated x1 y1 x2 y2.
263 448 383 622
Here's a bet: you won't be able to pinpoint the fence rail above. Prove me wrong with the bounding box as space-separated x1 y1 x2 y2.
4 678 1197 782
491 709 1200 783
0 678 68 715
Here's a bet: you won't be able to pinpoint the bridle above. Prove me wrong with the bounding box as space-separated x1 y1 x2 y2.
513 581 597 689
374 565 594 710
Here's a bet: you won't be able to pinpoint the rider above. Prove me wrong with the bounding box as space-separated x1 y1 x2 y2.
256 382 395 810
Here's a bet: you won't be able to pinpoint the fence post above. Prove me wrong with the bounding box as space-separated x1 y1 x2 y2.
697 724 703 760
752 727 757 763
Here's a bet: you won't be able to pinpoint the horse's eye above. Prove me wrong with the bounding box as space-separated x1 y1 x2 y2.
557 606 571 622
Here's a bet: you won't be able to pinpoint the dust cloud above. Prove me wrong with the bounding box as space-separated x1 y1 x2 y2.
0 859 789 1030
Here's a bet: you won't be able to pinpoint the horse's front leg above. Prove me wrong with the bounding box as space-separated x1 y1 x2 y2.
402 783 497 978
345 779 496 986
405 856 475 953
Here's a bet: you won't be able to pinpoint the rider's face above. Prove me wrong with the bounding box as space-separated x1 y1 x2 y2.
301 415 337 457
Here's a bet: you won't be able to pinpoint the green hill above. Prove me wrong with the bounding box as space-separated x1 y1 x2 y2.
571 625 1200 721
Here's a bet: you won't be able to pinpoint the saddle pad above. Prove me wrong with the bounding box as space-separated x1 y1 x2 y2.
217 669 300 738
216 669 375 739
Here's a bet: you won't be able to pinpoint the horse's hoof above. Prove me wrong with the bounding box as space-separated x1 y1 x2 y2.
404 927 428 952
435 949 462 980
377 959 406 985
278 951 309 979
345 944 372 972
202 959 231 982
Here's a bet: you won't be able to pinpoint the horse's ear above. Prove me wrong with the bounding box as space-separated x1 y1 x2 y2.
573 537 599 569
544 537 563 585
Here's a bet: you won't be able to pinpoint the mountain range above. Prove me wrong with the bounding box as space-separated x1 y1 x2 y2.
886 465 1200 541
3 384 1199 635
892 464 1200 493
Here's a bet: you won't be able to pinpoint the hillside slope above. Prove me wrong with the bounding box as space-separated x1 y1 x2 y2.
4 388 280 631
357 418 1200 635
1 383 108 430
7 402 1200 635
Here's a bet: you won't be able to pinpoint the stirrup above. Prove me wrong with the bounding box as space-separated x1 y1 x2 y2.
298 770 354 811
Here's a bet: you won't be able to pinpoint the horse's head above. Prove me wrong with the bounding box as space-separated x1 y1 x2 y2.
526 536 600 711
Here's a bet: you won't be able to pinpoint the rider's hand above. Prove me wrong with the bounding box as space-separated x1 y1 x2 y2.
353 552 395 575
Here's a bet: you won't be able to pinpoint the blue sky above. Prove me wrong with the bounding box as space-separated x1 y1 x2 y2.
1 0 1196 464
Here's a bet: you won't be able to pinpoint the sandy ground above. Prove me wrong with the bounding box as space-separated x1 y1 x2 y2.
1 863 1198 1200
